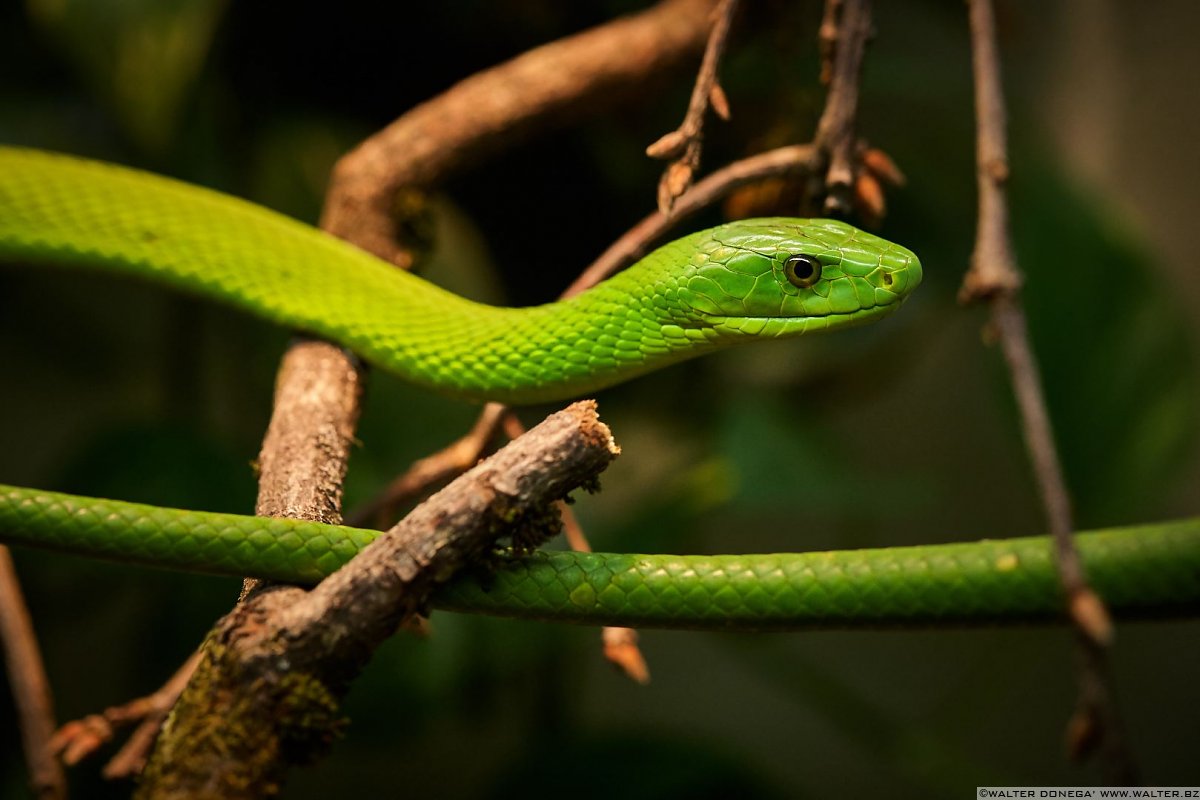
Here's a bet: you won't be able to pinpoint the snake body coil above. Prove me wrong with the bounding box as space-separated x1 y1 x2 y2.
1 146 1196 628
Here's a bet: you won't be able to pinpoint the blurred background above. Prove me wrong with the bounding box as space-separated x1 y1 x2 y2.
1 0 1197 796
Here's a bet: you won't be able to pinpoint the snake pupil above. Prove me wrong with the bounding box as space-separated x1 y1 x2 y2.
784 255 822 288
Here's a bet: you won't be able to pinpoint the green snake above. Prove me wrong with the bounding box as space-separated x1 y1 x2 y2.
1 146 1197 629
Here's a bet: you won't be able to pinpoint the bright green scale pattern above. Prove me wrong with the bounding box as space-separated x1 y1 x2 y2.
0 146 1196 628
1 485 1196 629
0 148 916 404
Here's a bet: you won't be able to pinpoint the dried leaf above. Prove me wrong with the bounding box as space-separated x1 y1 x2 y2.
862 147 906 186
602 627 650 684
709 82 731 121
658 161 694 213
723 177 794 220
646 129 687 160
853 170 886 224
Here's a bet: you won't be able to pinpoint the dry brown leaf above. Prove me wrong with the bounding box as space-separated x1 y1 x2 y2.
709 82 731 120
646 129 687 160
853 170 886 224
862 147 906 186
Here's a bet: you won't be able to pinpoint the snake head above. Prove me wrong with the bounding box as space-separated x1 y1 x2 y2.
676 217 922 338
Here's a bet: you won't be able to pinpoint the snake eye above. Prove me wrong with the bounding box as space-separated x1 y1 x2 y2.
784 255 822 288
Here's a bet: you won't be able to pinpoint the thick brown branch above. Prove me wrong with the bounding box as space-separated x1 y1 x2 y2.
240 340 366 600
253 341 365 525
0 546 66 800
962 0 1130 782
136 402 618 799
321 0 719 268
647 0 740 213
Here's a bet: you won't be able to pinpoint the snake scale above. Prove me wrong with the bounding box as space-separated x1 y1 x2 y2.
1 146 1197 628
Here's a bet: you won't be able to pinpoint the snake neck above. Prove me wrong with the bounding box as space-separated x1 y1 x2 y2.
356 246 714 404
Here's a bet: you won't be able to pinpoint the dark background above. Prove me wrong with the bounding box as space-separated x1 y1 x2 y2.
1 1 1197 797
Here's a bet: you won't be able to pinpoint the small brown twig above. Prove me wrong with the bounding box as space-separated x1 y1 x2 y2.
501 412 650 684
812 0 872 217
346 403 510 529
570 143 820 294
816 0 844 85
100 650 200 779
646 0 739 214
0 546 66 800
50 649 203 778
961 0 1132 782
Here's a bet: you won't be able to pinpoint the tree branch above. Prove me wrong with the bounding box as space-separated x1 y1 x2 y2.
0 546 66 800
346 402 509 529
646 0 739 213
136 402 618 798
961 0 1132 781
812 0 871 216
320 0 720 268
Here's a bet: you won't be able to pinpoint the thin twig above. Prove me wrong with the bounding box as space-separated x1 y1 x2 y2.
0 546 66 800
962 0 1108 640
346 403 509 529
817 0 844 85
500 412 650 683
646 0 739 214
808 0 902 226
569 143 820 294
961 0 1132 782
812 0 871 216
101 650 202 778
50 649 203 777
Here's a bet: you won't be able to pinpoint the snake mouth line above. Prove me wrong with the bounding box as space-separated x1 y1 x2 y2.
714 300 903 331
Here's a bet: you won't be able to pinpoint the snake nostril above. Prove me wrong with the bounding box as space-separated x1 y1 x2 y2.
881 272 894 287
